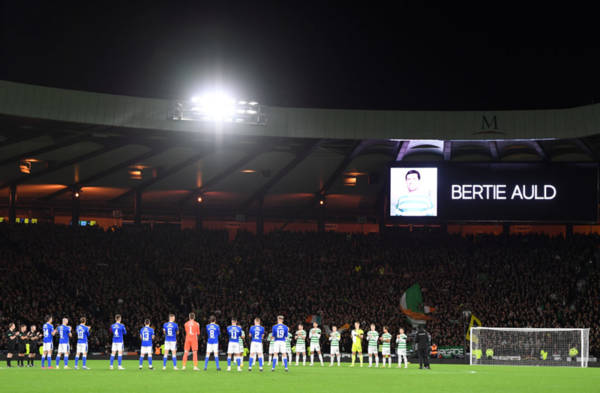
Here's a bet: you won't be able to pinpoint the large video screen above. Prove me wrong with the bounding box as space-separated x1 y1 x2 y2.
389 163 598 222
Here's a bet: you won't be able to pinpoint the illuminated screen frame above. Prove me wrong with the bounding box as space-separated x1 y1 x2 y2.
386 162 599 224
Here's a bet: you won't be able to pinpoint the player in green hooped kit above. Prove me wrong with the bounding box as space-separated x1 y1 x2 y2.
295 324 307 366
366 324 380 368
396 328 408 368
309 322 324 366
380 326 392 368
329 326 341 367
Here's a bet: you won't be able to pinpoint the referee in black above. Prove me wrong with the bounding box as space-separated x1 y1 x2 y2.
416 325 431 369
6 323 17 367
28 325 42 367
17 324 28 367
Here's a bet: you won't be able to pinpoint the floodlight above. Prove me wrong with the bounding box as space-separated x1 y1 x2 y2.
192 92 237 122
172 90 265 125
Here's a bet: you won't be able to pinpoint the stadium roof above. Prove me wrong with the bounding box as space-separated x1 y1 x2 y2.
1 81 599 221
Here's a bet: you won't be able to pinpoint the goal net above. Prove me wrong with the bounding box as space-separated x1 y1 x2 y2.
470 327 589 367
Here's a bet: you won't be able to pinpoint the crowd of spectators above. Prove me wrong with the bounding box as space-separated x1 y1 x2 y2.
1 224 598 356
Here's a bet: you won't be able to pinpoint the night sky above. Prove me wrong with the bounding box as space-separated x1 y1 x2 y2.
1 2 598 110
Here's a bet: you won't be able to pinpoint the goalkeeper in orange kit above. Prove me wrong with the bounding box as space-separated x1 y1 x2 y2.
182 313 200 370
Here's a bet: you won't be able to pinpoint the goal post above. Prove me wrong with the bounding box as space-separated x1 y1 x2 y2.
470 327 589 367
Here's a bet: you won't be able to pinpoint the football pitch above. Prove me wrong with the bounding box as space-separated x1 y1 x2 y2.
1 360 598 393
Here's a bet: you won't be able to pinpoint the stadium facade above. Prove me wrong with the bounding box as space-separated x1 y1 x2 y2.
1 80 599 236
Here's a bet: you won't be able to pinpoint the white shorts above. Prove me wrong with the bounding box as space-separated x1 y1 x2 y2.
164 341 177 352
397 349 407 356
140 346 152 356
368 346 378 355
330 346 340 355
206 343 219 355
310 343 321 352
227 342 241 354
76 343 88 354
296 344 306 353
250 342 263 354
382 347 391 356
112 342 124 352
273 341 286 354
269 345 274 354
57 343 70 354
43 342 53 352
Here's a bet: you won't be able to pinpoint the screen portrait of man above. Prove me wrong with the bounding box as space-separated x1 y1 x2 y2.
390 168 437 217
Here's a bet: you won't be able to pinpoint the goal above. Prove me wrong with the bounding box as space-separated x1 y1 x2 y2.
470 327 589 367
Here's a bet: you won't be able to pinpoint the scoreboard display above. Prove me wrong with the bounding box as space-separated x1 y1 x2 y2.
389 163 598 222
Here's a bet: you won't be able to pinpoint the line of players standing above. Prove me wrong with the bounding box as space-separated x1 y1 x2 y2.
5 314 419 371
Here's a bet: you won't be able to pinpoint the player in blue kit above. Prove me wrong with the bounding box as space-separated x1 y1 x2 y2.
109 314 127 370
41 315 55 369
271 315 289 372
162 314 179 370
226 318 243 372
139 319 155 370
204 315 221 371
248 317 265 372
55 317 72 369
74 317 90 370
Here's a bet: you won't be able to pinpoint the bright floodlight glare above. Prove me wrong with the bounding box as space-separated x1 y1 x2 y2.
178 90 262 124
192 92 236 122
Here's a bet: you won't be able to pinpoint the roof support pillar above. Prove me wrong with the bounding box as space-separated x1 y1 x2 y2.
9 184 17 224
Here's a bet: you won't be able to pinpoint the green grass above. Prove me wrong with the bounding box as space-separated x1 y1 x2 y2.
1 360 598 393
